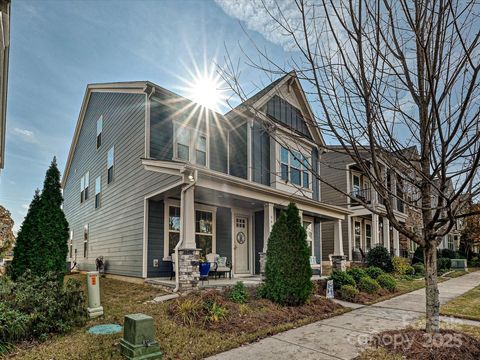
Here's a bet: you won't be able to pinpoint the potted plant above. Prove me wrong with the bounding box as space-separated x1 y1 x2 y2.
199 257 210 278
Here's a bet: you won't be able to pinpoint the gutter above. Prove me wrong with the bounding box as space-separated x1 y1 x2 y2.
173 169 197 293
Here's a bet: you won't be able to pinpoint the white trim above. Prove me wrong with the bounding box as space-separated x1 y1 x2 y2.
247 119 253 181
303 215 314 256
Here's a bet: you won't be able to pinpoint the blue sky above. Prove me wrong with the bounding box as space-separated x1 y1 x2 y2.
0 0 290 232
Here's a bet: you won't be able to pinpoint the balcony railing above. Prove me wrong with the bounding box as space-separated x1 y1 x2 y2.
351 188 371 204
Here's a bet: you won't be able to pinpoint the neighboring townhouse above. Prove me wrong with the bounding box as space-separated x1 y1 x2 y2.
320 147 409 264
62 73 351 287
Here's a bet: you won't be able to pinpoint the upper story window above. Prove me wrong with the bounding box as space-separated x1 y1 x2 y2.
95 176 101 209
96 115 103 149
80 172 89 203
174 123 208 166
107 147 114 184
279 146 310 189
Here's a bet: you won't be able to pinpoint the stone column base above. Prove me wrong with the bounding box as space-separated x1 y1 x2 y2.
178 248 200 291
331 255 347 272
259 252 266 279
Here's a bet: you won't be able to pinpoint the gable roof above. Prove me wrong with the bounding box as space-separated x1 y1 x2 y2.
226 71 325 147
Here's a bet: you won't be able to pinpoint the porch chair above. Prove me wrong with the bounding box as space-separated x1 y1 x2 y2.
310 256 322 275
206 253 232 279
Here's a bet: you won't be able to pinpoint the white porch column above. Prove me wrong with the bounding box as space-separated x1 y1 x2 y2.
263 203 275 252
393 228 400 256
333 219 344 256
372 213 379 246
182 185 196 249
383 217 390 252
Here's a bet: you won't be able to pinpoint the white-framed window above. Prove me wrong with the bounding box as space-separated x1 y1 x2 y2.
173 123 208 166
303 218 314 256
279 146 310 189
107 146 114 184
96 115 103 149
447 235 454 251
379 218 384 243
354 220 361 250
69 230 73 259
164 201 216 259
365 222 372 250
83 224 89 258
80 172 89 203
95 176 101 209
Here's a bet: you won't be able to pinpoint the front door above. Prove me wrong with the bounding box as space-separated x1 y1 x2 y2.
234 215 249 274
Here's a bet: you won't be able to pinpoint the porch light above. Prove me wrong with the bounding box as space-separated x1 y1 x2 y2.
188 174 195 182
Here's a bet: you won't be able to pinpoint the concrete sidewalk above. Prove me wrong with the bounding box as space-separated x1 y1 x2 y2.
206 271 480 360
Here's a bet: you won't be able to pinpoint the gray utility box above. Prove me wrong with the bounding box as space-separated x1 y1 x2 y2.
451 259 468 271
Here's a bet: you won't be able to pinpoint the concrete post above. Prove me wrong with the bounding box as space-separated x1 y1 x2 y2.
86 271 103 318
260 203 274 277
383 217 390 252
372 213 379 246
332 219 347 271
393 228 400 256
182 185 196 249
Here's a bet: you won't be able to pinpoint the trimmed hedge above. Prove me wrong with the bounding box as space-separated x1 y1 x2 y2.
329 270 356 290
365 266 384 279
437 257 452 271
367 245 393 272
377 274 397 292
338 285 359 302
346 267 368 284
392 256 410 275
413 263 425 276
358 277 380 294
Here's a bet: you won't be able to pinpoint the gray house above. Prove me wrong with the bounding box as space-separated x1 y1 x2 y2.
320 147 408 264
62 73 350 285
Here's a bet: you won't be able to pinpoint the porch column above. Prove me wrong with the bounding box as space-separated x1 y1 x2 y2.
383 217 390 252
332 219 347 271
178 184 200 291
372 213 379 246
393 228 400 256
260 203 274 277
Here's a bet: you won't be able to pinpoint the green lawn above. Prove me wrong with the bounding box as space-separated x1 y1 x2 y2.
441 285 480 321
10 274 347 360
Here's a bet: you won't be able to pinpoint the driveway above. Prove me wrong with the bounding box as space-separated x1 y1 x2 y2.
206 271 480 360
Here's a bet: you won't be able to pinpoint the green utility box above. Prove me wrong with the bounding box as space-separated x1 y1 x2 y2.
119 314 162 360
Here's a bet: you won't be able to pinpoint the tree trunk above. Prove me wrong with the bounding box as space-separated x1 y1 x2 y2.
425 240 440 333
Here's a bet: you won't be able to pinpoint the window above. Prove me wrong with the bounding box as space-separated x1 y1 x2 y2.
195 210 213 257
303 220 314 255
195 135 207 166
69 230 73 259
96 115 103 149
95 176 101 209
447 235 454 251
379 218 384 243
164 202 216 259
107 147 114 184
354 221 361 249
83 224 89 258
352 173 361 197
279 146 310 189
174 124 208 166
365 223 372 250
80 172 89 203
167 206 181 257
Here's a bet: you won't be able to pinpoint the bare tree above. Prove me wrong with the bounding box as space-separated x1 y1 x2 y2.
219 0 479 334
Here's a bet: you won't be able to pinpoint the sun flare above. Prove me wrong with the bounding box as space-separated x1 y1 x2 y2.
187 74 225 111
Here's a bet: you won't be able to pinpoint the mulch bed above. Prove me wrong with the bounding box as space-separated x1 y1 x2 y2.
371 329 480 360
315 279 396 304
168 288 344 335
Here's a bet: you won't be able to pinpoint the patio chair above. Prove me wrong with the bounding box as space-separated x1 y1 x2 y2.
206 253 232 279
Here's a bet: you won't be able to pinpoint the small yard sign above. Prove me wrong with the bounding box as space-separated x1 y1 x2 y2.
326 280 334 299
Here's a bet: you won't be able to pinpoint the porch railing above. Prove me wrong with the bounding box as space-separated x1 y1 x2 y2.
350 188 371 204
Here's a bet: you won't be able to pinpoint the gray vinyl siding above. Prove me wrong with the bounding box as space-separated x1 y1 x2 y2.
216 207 232 261
252 121 270 185
319 151 350 207
147 200 170 277
63 91 180 278
312 148 319 201
254 210 264 274
229 123 248 179
150 100 173 160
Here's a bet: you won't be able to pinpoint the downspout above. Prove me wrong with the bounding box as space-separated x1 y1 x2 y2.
173 169 197 292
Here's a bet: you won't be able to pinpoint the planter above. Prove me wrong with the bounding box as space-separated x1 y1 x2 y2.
199 262 210 277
